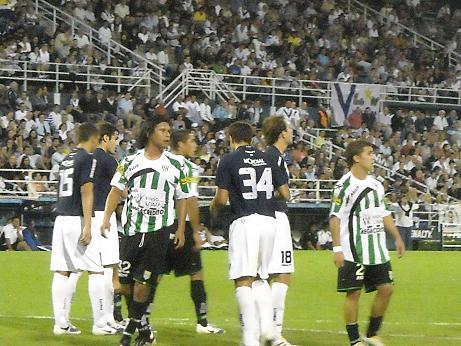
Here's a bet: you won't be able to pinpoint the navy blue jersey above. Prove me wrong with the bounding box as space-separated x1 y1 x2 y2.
93 148 118 211
265 145 289 212
55 148 97 216
216 145 288 221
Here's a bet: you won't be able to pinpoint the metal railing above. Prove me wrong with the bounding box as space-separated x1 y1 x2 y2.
343 0 461 65
35 0 164 90
0 169 335 203
165 70 461 109
0 59 152 96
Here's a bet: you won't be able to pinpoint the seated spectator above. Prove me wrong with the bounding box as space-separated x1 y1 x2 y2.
3 216 30 251
22 220 42 251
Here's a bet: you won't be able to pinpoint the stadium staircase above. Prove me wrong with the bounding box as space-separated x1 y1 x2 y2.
342 0 461 65
34 0 165 92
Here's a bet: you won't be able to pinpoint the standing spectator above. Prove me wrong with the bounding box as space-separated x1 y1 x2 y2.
393 193 418 250
7 81 19 109
114 0 130 19
433 110 449 131
277 100 300 129
185 95 202 127
98 21 112 44
212 100 231 127
199 98 214 124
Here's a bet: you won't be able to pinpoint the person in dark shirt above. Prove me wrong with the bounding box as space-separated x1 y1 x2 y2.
262 116 296 345
79 90 98 114
51 122 117 336
92 122 122 329
210 121 290 346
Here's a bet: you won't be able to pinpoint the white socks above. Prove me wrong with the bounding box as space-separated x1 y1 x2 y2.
271 282 288 338
88 273 106 328
252 280 275 342
66 272 81 323
103 267 115 324
52 273 73 328
235 286 259 346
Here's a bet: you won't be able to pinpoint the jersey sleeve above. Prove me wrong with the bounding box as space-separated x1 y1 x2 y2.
111 158 128 191
175 163 191 200
185 161 199 197
329 182 346 218
215 156 231 190
78 153 96 186
270 157 289 188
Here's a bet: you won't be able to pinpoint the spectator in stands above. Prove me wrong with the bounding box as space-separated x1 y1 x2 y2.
22 220 42 251
3 216 30 251
303 224 320 250
393 193 419 251
433 110 449 131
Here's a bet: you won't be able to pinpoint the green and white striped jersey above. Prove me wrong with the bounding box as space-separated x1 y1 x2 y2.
330 172 391 265
164 152 200 222
111 149 191 236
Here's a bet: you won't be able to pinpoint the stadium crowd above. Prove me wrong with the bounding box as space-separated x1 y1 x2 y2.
0 0 460 204
1 0 461 91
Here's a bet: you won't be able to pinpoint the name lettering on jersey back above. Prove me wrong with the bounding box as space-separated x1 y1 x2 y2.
243 158 266 166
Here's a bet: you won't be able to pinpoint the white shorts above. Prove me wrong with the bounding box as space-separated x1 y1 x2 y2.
228 214 277 280
268 212 295 274
50 216 103 273
92 211 119 266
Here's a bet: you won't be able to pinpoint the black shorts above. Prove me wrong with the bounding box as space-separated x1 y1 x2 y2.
337 260 393 293
118 226 172 285
164 222 203 277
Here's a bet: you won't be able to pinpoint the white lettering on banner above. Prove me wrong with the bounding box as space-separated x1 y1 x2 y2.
411 229 433 239
330 83 381 126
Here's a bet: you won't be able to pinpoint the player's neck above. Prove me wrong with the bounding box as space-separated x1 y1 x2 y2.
351 166 368 180
232 142 250 151
98 145 108 153
77 143 91 153
144 144 163 159
273 140 287 154
171 149 186 158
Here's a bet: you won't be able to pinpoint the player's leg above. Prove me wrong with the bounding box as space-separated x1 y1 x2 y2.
363 262 394 346
253 215 277 344
50 216 80 335
229 217 259 346
87 270 113 335
338 261 365 345
269 211 295 345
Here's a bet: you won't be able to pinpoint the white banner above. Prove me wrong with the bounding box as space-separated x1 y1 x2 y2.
330 83 381 126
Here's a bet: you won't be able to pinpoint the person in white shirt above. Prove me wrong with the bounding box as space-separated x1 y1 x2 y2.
185 95 202 126
98 21 112 45
38 44 50 64
4 216 30 251
276 100 300 129
172 95 187 116
114 0 130 19
74 31 90 49
433 110 449 131
24 112 36 136
1 111 14 129
145 47 157 62
248 99 263 125
35 113 51 138
51 144 66 169
15 103 28 121
199 98 214 124
318 228 332 250
393 194 418 250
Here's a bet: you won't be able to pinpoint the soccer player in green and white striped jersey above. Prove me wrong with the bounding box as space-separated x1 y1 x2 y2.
100 116 191 346
329 140 405 346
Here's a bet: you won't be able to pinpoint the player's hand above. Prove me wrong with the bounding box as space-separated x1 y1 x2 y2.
333 251 345 268
100 219 110 239
192 230 204 252
174 228 185 249
80 226 92 246
395 238 406 258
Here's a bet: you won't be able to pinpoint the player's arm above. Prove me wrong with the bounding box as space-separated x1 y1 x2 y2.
187 196 203 251
329 183 345 268
101 186 123 237
210 187 229 215
383 215 405 258
275 184 290 201
79 156 97 246
271 157 291 201
80 182 94 246
101 160 127 236
329 215 344 267
210 157 230 215
174 164 192 249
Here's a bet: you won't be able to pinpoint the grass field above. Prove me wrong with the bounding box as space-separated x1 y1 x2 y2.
0 251 460 346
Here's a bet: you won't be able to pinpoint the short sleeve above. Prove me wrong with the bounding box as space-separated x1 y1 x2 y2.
215 156 231 190
330 183 346 218
111 158 128 191
175 163 191 200
270 157 288 188
78 153 96 186
185 161 199 197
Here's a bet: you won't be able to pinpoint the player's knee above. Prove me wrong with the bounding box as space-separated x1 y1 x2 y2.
190 271 203 281
346 290 361 301
378 284 394 297
133 282 151 302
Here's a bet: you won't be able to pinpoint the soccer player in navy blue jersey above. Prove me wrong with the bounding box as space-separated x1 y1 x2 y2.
92 122 123 331
210 121 290 346
50 123 116 336
262 116 295 346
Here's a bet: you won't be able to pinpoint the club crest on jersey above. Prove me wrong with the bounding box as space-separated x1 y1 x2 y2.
162 164 169 172
143 270 152 280
333 194 342 206
117 163 125 175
